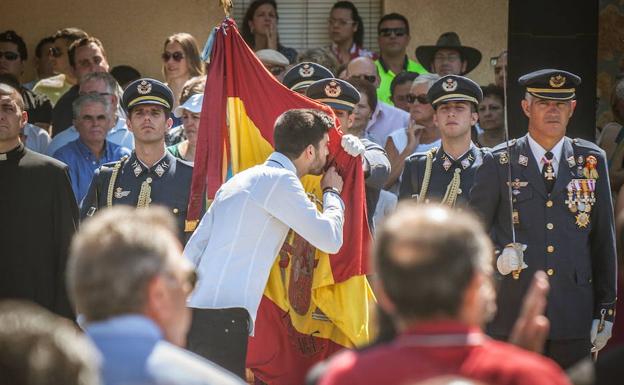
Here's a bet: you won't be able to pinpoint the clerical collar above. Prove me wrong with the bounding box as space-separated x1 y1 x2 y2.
0 142 25 162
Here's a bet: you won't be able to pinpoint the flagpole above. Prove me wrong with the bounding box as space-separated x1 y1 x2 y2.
220 0 233 17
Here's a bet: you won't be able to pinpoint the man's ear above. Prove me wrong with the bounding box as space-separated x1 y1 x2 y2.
20 110 28 128
470 111 479 126
521 99 531 119
569 100 577 117
167 117 173 130
373 278 396 315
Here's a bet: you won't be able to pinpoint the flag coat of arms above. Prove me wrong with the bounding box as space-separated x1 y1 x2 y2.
187 18 374 385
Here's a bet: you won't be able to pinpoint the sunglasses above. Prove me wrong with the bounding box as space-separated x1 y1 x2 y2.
0 51 20 61
353 74 377 84
162 51 185 62
49 47 63 58
267 65 286 76
379 28 407 37
407 94 429 104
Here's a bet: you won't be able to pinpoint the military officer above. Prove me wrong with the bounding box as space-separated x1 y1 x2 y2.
306 78 391 230
469 69 617 368
80 78 194 242
282 62 334 94
399 75 486 206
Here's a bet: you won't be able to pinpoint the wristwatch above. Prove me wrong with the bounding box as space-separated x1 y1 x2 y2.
323 186 342 195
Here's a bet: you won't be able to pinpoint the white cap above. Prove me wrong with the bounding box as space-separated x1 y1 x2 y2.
174 93 204 118
256 49 289 66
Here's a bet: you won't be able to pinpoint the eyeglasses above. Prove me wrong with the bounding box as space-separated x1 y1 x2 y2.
49 47 63 58
266 65 286 76
164 268 198 295
352 74 377 84
379 28 407 37
79 91 113 97
327 18 355 27
0 51 20 61
162 51 185 62
407 94 429 104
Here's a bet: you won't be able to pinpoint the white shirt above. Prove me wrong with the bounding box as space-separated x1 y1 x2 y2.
527 134 564 177
183 152 345 330
366 101 410 147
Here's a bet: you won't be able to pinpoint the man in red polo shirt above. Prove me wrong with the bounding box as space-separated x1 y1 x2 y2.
318 203 571 385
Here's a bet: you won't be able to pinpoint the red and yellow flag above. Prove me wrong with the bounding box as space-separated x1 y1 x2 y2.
187 18 374 385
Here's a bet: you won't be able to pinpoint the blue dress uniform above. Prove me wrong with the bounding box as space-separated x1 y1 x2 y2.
469 69 617 368
305 78 391 229
80 78 194 243
399 75 486 206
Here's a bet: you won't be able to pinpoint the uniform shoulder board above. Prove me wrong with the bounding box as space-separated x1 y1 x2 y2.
176 158 194 169
490 139 517 153
99 155 129 173
407 147 437 161
572 137 602 152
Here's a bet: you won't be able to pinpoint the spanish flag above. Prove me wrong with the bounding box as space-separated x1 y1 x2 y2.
187 18 374 385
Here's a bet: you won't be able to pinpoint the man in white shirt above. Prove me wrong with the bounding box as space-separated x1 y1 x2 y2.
183 108 353 378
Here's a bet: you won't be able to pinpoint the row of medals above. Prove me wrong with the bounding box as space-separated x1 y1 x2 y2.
565 155 598 228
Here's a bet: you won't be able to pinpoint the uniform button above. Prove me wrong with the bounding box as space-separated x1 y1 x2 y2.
225 328 229 333
546 200 553 207
173 208 179 214
546 268 554 276
547 245 555 253
546 223 554 230
609 309 614 316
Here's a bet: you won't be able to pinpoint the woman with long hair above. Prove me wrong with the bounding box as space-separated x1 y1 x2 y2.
327 1 374 65
241 0 297 64
161 33 204 111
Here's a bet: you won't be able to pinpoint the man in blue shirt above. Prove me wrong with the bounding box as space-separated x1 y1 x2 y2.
53 93 130 203
67 206 245 385
47 71 133 156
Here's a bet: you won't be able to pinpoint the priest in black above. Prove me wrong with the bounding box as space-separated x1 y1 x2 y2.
0 82 78 319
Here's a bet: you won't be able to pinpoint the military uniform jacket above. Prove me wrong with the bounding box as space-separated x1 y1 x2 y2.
469 135 617 340
399 144 486 206
80 151 193 243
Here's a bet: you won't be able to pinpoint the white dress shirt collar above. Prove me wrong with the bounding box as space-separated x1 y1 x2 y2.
265 152 297 174
527 134 564 167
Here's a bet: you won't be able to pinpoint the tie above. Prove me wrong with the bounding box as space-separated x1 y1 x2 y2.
542 151 555 193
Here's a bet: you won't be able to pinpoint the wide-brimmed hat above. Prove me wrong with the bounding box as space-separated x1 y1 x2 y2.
415 32 482 75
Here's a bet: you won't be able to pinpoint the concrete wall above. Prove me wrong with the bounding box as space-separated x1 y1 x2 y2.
384 0 508 85
1 0 507 86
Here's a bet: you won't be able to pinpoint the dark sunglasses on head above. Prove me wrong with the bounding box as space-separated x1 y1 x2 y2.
0 51 20 61
379 28 407 37
162 51 185 62
354 74 377 84
407 94 429 104
49 47 63 58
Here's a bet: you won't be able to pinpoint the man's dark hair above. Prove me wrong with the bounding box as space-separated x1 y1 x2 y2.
375 203 492 320
377 13 410 35
0 30 27 61
110 65 141 89
52 28 88 43
331 1 365 47
274 109 332 159
0 301 100 385
481 83 504 105
68 36 107 68
34 36 55 59
347 77 377 112
390 71 419 99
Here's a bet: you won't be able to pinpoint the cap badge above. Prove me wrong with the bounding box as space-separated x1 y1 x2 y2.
299 64 314 78
549 75 566 88
324 81 342 97
442 78 458 92
137 80 152 95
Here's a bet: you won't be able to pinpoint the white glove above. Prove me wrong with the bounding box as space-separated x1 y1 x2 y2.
497 243 528 275
341 134 366 157
591 319 613 351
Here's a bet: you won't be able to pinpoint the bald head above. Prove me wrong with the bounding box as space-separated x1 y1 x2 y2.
346 57 379 87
